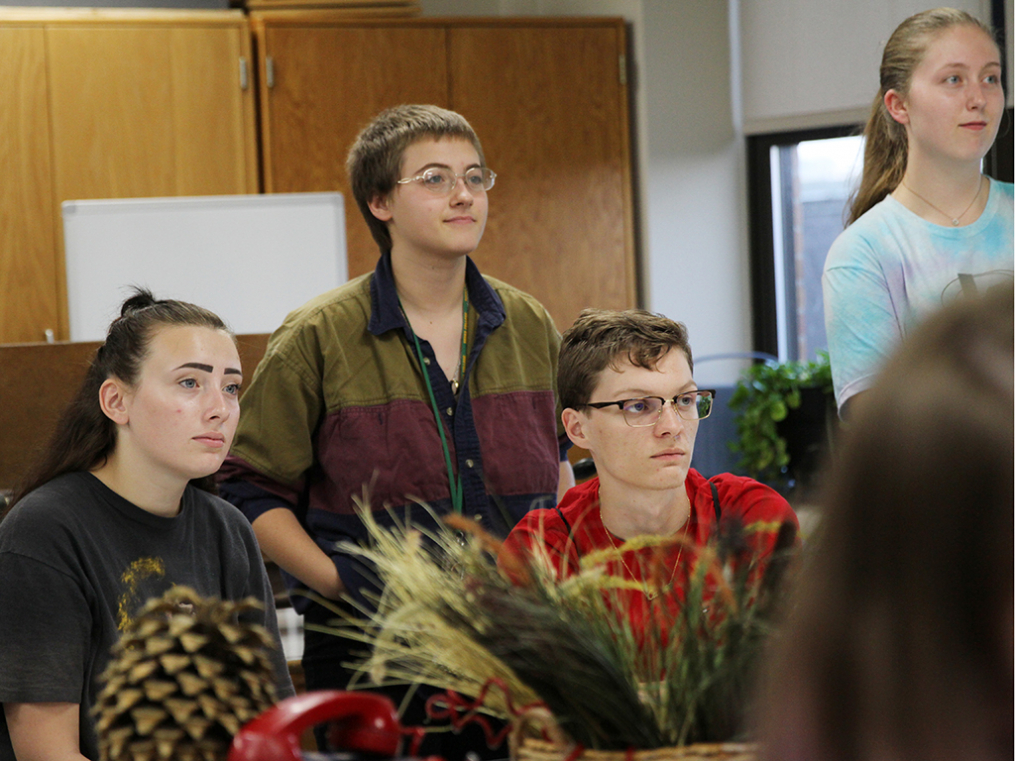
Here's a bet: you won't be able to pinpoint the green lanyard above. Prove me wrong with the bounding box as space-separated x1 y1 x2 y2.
401 289 469 514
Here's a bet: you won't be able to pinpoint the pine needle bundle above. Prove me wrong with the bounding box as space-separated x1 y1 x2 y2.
312 501 797 752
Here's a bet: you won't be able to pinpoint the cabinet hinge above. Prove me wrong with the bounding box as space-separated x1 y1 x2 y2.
265 56 275 89
239 57 249 90
619 54 627 86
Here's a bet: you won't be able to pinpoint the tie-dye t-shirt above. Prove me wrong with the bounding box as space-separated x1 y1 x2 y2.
823 177 1014 412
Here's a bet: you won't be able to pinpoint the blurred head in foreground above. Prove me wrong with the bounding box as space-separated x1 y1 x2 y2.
756 282 1014 761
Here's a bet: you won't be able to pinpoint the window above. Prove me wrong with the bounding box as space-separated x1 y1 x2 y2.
771 134 864 361
747 126 863 363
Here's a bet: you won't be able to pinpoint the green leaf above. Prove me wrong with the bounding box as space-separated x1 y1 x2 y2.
728 354 834 483
769 400 787 422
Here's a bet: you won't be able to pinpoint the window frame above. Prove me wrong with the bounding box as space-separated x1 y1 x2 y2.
746 124 861 361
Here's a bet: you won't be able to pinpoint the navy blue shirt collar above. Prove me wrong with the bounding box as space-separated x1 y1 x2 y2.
367 252 506 336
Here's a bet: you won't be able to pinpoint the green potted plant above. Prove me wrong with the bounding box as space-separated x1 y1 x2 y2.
728 352 836 489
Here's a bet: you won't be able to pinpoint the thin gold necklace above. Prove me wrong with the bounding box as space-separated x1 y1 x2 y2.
606 519 686 601
900 175 984 226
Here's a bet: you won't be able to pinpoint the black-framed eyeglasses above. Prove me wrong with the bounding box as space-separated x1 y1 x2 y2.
396 167 497 196
585 390 716 427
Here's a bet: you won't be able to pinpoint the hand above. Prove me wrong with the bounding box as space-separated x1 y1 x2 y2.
251 508 346 600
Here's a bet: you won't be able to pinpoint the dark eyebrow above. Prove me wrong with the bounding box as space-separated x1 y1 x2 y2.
174 362 242 376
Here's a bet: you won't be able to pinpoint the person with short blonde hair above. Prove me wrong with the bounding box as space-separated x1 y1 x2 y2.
218 104 570 757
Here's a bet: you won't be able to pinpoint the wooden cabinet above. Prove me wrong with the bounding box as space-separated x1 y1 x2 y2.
252 15 636 329
0 12 636 343
0 9 258 343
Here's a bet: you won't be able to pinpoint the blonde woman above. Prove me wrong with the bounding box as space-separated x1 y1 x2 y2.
823 8 1013 417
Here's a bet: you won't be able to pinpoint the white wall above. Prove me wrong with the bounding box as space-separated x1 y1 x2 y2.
740 0 994 133
637 1 750 387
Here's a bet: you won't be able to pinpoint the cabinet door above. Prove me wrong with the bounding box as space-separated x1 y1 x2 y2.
259 23 448 278
450 23 636 329
0 27 60 343
257 19 636 329
169 26 259 195
47 24 256 202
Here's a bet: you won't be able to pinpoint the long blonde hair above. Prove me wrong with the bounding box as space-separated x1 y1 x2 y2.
848 8 996 224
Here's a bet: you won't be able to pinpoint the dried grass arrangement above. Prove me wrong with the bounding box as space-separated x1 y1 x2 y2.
309 500 797 757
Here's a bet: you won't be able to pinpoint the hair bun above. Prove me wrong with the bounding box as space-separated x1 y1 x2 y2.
119 286 158 317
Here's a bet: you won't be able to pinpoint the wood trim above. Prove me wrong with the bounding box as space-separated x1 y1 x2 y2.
247 13 624 28
616 22 637 309
239 21 260 194
246 2 418 14
252 19 272 192
0 8 249 25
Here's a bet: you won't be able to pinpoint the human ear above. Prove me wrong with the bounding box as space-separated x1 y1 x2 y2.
368 193 393 222
98 378 130 425
884 88 909 125
562 408 591 449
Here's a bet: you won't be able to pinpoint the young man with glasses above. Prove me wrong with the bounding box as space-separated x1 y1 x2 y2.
217 105 571 755
501 309 797 628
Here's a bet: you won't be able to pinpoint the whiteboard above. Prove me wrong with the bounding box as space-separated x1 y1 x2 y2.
62 192 346 341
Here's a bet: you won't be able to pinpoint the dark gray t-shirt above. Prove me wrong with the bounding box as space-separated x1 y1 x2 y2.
0 472 294 761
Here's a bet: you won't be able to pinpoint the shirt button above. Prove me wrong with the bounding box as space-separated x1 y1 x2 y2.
465 459 474 468
446 407 453 416
423 357 431 365
474 514 483 522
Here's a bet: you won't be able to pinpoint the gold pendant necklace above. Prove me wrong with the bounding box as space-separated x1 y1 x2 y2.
901 175 984 226
606 521 686 601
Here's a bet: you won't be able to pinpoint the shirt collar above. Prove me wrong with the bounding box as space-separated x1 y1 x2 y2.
368 252 505 336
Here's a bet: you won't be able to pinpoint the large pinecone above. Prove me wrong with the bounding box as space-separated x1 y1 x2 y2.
93 586 280 761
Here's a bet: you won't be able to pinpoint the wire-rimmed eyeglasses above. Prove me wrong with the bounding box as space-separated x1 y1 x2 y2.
396 167 497 196
585 390 716 427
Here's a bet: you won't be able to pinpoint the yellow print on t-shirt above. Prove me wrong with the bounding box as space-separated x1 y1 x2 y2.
117 556 166 631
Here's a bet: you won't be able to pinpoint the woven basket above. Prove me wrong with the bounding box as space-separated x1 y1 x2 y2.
514 737 758 761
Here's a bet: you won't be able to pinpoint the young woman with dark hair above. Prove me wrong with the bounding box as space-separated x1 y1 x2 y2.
0 289 292 761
